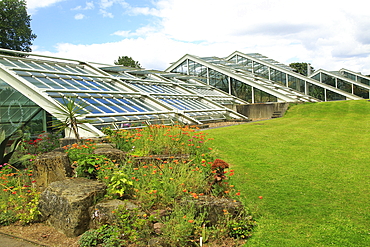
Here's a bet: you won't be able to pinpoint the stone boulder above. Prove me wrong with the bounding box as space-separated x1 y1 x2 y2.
89 199 139 229
38 178 107 237
33 151 72 192
93 147 127 164
181 195 243 226
59 138 78 147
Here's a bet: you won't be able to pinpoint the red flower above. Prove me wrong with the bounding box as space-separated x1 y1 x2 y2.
211 159 229 170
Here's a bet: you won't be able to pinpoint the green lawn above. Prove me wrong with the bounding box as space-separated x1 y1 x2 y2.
206 100 370 246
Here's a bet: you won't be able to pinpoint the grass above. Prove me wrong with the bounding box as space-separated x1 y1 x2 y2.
205 100 370 246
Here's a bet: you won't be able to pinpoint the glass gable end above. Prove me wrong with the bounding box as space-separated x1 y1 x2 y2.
311 70 370 99
222 51 362 102
167 54 321 103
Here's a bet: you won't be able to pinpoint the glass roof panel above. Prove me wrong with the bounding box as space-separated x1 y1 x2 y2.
0 49 249 136
38 77 64 89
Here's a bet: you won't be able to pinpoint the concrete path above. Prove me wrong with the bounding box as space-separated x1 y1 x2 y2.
0 232 46 247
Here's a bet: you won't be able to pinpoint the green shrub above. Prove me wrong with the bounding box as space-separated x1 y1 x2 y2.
78 224 122 247
0 210 17 226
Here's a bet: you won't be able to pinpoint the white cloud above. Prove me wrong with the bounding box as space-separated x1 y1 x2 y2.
26 0 65 14
99 0 129 9
129 6 160 16
112 26 157 37
74 13 85 20
32 0 370 75
72 2 94 11
99 9 114 18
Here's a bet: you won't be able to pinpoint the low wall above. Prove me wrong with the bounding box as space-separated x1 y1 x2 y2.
236 102 290 121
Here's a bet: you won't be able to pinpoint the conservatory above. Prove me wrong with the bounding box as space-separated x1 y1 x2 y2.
0 48 246 137
166 51 363 103
2 48 369 138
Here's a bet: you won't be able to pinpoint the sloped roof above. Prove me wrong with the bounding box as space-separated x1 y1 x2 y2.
0 48 247 137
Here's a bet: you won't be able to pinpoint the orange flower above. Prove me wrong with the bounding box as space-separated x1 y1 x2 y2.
188 220 194 223
236 192 241 196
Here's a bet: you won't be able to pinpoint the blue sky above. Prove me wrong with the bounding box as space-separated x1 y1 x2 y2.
30 1 157 50
26 0 370 73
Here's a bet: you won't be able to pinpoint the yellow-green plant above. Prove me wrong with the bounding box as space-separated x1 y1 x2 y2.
52 97 93 142
0 163 40 225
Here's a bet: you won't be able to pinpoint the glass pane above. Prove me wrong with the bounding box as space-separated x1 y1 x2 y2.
353 84 369 98
307 83 325 100
326 90 346 101
321 73 336 87
337 79 352 93
288 75 305 92
230 78 252 103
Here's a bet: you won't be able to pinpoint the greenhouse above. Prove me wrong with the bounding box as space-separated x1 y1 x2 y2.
0 48 246 137
1 48 369 138
166 51 363 103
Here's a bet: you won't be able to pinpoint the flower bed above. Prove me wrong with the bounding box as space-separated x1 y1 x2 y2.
1 125 256 246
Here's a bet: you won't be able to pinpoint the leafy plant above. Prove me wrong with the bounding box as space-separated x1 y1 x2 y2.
74 154 108 179
73 153 133 198
160 202 203 246
0 163 40 225
64 141 96 162
52 97 93 142
20 132 61 155
0 210 17 226
102 128 134 152
0 130 23 165
15 189 40 224
78 224 122 247
106 170 133 199
104 124 214 156
227 215 256 239
114 205 155 245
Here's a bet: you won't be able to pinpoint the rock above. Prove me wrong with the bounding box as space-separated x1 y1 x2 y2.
89 199 140 228
38 178 107 237
181 195 243 226
93 148 127 164
153 222 164 235
147 237 171 247
59 138 78 147
33 151 73 192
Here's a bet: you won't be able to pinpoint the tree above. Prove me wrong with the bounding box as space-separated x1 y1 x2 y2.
0 0 37 55
289 62 314 76
114 56 141 68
